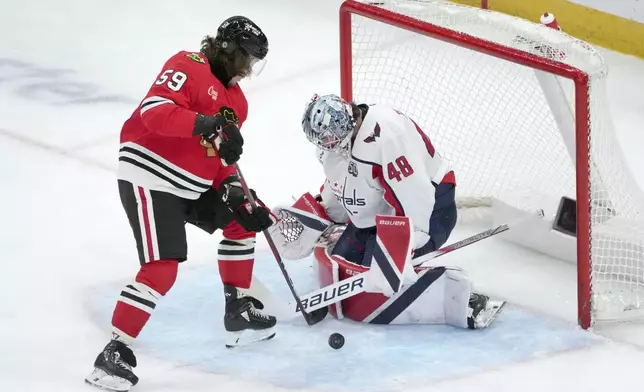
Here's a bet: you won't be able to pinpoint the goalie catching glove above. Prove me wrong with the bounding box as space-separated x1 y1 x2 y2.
268 193 335 260
219 176 275 232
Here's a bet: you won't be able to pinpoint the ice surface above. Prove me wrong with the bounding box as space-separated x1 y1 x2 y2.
89 254 602 392
2 0 644 391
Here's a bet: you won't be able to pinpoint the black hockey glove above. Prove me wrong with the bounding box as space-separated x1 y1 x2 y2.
193 107 243 165
219 176 275 233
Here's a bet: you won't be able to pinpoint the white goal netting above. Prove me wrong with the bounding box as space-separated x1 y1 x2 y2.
343 0 644 325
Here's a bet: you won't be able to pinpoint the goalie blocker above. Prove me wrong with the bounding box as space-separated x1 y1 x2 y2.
269 193 504 328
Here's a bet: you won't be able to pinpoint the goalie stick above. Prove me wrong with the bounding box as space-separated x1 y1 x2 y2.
231 163 327 326
289 222 512 314
289 208 546 314
413 223 510 269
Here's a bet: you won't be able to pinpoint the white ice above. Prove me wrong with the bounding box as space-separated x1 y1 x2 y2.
2 1 644 391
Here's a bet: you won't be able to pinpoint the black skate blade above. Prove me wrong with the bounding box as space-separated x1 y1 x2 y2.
475 300 506 329
85 368 132 392
225 327 276 348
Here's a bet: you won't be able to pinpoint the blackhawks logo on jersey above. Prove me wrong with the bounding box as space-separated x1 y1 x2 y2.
200 106 240 158
185 52 205 64
215 106 239 124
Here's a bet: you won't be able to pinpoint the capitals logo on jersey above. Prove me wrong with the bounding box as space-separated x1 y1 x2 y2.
364 123 381 143
329 180 366 211
341 189 366 207
329 181 343 198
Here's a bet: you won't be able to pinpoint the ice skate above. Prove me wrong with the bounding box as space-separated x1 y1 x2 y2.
468 293 505 329
85 340 138 392
224 284 277 348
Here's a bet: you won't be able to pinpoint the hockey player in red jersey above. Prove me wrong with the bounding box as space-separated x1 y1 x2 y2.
85 16 275 392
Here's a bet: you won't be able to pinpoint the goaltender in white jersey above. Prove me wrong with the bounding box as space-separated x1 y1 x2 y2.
317 101 456 261
269 94 504 329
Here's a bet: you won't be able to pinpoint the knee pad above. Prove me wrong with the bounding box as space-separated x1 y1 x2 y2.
135 259 179 296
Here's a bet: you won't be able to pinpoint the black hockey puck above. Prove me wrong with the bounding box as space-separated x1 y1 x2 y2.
328 333 345 349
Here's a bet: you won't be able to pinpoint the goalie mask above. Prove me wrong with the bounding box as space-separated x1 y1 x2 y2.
301 94 356 156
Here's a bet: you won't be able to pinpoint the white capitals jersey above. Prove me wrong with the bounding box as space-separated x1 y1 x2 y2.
318 104 456 249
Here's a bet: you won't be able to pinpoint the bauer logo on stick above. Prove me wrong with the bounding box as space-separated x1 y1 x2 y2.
295 277 365 312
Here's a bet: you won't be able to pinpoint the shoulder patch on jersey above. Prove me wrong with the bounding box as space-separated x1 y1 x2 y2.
363 123 381 143
185 52 205 64
207 86 218 101
348 161 359 177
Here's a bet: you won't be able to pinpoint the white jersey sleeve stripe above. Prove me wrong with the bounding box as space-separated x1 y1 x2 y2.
140 96 175 115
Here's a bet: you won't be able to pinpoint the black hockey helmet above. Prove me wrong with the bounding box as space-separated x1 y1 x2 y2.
201 16 268 85
216 16 268 60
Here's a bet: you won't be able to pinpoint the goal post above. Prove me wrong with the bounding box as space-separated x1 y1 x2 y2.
339 0 644 329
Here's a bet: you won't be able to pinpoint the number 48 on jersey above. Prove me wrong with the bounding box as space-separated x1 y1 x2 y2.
388 156 414 182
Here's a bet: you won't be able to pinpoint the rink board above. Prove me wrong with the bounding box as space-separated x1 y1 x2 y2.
88 251 603 392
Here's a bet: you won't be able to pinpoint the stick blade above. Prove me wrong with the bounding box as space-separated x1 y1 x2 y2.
305 306 329 325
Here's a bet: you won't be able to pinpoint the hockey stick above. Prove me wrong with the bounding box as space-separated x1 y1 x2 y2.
231 163 326 326
288 222 511 314
415 207 545 267
413 223 509 269
289 209 546 313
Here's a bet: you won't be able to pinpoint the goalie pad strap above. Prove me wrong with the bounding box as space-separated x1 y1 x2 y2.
287 209 330 232
293 192 332 221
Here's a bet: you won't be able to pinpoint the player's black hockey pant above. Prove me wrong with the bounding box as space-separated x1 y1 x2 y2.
118 180 233 264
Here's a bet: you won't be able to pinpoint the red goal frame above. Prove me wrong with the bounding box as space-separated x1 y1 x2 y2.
338 0 593 329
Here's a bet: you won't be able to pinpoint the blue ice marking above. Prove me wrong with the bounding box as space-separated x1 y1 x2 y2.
88 251 603 392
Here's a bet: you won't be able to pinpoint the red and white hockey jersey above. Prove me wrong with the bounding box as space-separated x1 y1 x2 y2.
118 51 248 199
319 104 456 249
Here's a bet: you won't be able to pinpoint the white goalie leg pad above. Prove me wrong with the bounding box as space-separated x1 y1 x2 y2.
362 266 472 325
362 266 446 324
361 266 477 327
442 267 472 328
